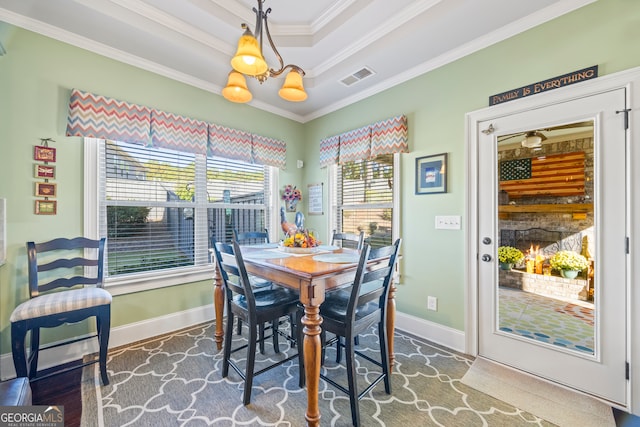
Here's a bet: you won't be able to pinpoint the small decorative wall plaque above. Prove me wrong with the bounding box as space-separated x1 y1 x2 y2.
34 145 56 162
35 164 56 179
35 182 57 198
35 200 57 215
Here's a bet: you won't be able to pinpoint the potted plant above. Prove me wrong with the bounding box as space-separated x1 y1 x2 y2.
497 246 524 270
549 250 589 279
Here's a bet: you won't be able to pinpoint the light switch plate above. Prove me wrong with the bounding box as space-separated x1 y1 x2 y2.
435 215 461 230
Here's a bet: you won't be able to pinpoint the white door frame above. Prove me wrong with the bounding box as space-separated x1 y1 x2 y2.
465 66 640 414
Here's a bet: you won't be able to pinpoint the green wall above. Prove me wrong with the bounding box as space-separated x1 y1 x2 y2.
1 0 639 355
0 27 305 354
302 0 640 327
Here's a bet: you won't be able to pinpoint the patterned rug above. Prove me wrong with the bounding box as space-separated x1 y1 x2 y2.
81 321 556 426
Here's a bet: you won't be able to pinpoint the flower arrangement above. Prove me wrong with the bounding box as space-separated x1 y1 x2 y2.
549 250 589 272
283 229 319 248
497 246 524 264
281 185 302 202
282 184 302 212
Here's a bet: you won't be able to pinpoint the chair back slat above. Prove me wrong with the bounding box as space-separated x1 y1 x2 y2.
34 236 102 252
233 229 269 245
40 276 100 293
346 239 402 320
212 238 257 314
27 237 106 298
331 230 364 250
213 241 245 296
38 257 99 272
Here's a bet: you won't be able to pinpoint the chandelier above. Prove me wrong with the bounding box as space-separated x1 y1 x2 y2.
222 0 308 104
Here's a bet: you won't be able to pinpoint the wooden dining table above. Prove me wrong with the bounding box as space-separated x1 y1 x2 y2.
211 245 397 427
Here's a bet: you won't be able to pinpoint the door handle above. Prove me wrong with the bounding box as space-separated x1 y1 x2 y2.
481 254 492 262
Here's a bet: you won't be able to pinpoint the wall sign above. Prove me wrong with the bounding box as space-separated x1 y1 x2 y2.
307 183 323 215
489 65 598 106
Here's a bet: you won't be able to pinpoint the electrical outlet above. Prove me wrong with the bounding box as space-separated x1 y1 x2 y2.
427 296 438 311
435 215 461 230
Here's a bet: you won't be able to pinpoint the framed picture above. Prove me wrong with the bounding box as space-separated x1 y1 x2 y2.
35 200 57 215
34 145 56 162
415 153 447 195
35 182 57 198
34 164 56 179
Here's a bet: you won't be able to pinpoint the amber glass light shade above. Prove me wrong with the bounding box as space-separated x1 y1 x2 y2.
230 29 268 76
278 70 307 102
222 71 252 103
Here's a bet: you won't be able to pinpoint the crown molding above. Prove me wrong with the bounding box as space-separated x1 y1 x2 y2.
303 0 597 122
102 0 233 54
312 0 442 77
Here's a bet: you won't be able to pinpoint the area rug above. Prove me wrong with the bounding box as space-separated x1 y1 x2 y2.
81 321 560 426
461 357 614 427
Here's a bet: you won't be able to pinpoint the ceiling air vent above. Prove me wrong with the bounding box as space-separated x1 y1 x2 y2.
340 67 375 87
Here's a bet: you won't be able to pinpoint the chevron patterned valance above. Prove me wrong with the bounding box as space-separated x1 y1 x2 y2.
252 135 286 170
319 135 340 168
151 110 208 155
371 115 408 157
66 89 151 144
339 126 371 164
320 114 408 166
208 124 252 163
66 89 287 168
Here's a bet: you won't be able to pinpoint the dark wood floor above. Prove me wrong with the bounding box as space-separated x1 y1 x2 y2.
28 359 640 427
30 360 84 427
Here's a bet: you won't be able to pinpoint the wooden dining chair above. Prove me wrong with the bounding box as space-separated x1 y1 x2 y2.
314 239 402 426
230 229 275 350
331 229 365 250
330 229 366 355
213 239 300 405
233 228 270 245
10 237 111 385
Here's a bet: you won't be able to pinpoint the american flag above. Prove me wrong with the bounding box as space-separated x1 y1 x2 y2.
499 151 585 198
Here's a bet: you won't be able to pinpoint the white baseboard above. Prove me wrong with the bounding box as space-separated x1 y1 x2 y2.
1 305 214 381
395 311 466 353
1 306 466 380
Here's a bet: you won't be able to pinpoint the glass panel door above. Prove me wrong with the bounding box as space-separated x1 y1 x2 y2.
477 88 627 404
496 121 595 356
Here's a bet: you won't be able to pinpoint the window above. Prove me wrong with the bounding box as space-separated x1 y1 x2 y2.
85 139 276 292
331 153 399 248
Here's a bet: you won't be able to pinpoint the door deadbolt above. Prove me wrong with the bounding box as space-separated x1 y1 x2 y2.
482 237 492 245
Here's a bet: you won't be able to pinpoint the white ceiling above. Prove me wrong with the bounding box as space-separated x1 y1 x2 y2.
0 0 595 123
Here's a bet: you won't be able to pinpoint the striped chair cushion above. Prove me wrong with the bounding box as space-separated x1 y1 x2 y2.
10 288 112 322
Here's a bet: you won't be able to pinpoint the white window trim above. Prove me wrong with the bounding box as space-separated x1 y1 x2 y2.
84 138 276 296
268 167 279 242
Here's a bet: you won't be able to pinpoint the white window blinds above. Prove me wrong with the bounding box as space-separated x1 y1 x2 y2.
337 153 395 248
99 140 271 278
